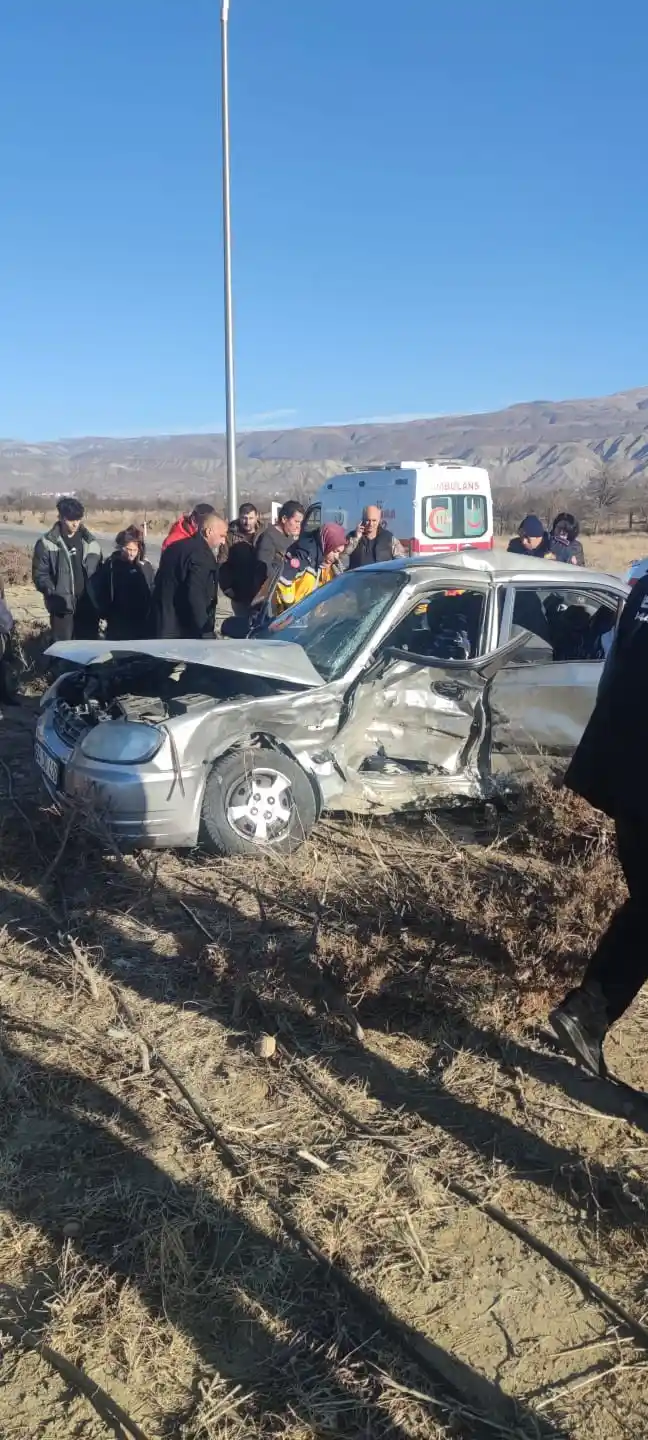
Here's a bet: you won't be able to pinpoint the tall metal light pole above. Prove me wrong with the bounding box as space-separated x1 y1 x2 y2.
221 0 237 520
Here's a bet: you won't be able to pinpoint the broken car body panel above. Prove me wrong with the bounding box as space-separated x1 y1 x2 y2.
325 633 533 811
36 556 629 848
47 636 326 690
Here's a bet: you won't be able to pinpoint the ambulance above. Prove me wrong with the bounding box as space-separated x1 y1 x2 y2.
305 460 493 555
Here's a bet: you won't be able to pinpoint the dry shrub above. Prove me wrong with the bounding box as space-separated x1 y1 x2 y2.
503 772 615 862
0 544 31 587
228 783 625 1035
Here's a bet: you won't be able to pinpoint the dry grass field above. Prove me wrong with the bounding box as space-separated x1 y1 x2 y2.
0 692 647 1440
0 508 181 537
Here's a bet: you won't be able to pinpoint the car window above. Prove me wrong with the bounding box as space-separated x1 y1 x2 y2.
506 585 618 665
386 588 486 660
301 503 322 535
263 568 407 681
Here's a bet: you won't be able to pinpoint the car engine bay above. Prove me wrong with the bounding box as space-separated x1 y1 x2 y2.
50 655 287 743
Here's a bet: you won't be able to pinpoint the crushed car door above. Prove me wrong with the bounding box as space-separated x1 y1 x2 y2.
487 583 621 783
329 634 528 811
487 659 602 782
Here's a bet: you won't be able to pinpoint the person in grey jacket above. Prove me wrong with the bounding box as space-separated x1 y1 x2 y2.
32 497 103 640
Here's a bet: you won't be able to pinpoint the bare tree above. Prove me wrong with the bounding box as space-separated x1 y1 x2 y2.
491 486 521 536
582 461 629 533
623 480 648 533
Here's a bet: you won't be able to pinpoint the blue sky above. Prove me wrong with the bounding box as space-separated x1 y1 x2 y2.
0 0 646 438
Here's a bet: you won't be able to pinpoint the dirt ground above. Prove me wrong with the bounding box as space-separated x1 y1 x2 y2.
0 701 647 1440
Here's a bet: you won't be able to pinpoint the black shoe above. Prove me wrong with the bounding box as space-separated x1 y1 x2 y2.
549 986 608 1077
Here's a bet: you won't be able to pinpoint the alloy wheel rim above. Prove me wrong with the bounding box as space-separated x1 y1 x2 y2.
225 766 294 844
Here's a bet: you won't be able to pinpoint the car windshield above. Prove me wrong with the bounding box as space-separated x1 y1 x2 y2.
262 569 407 681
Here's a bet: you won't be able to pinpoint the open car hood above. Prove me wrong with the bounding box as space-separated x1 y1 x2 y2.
46 637 326 689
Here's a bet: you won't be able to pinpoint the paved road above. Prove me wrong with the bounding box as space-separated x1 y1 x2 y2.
0 523 162 563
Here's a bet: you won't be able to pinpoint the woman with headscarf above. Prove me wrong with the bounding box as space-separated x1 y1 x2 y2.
90 525 156 640
272 522 348 615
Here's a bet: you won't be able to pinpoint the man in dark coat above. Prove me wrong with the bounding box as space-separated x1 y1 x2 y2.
151 512 228 639
161 503 218 552
32 497 103 641
550 572 648 1076
219 503 265 617
346 506 405 569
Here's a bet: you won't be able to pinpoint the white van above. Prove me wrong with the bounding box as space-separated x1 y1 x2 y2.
306 460 493 555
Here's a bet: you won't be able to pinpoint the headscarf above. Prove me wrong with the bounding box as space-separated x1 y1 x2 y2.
319 523 347 556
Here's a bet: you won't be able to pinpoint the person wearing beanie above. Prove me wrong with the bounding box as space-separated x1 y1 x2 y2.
507 515 554 558
272 521 348 615
89 525 156 640
32 496 103 641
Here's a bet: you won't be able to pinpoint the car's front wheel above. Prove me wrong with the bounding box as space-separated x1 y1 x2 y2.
200 747 317 857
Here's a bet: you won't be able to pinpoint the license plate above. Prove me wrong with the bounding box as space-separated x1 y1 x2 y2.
35 741 61 788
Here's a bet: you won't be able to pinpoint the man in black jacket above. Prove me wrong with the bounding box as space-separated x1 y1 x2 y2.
219 503 265 617
346 506 405 568
550 573 648 1076
151 512 228 639
254 501 305 592
32 497 103 640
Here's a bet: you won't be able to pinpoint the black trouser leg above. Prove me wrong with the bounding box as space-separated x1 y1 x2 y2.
72 594 99 641
582 817 648 1025
50 613 75 643
0 648 17 704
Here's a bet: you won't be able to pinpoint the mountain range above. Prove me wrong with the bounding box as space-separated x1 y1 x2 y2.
3 385 648 502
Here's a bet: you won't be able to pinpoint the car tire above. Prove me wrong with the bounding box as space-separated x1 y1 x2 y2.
200 746 318 857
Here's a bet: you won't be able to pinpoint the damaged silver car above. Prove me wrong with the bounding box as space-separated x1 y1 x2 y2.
34 553 628 857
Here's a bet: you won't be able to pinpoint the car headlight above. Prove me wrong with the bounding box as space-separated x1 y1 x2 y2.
80 721 163 765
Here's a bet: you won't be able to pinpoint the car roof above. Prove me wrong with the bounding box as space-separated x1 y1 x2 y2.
363 550 629 592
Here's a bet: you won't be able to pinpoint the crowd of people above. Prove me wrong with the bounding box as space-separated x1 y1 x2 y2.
28 495 407 643
24 498 592 651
